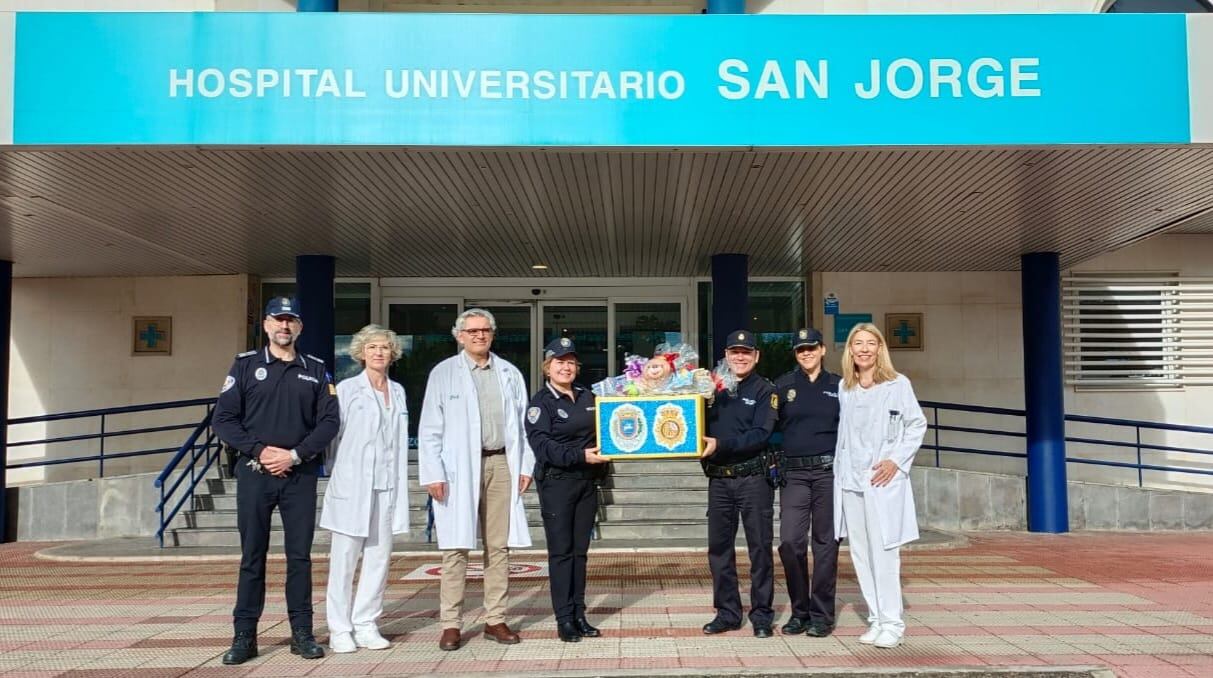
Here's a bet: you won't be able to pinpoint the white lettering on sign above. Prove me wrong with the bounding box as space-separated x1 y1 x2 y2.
383 69 684 100
166 59 1040 102
717 58 828 100
855 57 1041 100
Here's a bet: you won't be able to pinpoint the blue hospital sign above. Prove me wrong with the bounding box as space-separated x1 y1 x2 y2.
3 12 1210 146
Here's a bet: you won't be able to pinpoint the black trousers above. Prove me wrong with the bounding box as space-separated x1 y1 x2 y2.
233 461 318 634
778 466 838 626
537 476 598 623
707 473 775 627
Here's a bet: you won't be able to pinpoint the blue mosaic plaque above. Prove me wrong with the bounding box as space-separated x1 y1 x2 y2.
596 395 704 459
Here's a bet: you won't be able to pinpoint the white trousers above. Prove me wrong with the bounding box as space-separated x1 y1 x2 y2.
841 489 905 636
326 489 394 635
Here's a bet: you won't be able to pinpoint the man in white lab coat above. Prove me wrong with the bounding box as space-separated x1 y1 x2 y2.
418 308 535 651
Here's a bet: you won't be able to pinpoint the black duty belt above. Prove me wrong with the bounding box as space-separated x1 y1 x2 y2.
482 447 506 457
703 456 766 478
784 454 833 470
544 467 599 480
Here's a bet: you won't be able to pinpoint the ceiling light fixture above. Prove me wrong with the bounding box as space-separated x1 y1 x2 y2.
531 264 548 270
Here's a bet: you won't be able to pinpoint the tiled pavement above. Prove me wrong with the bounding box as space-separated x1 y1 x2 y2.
1 533 1212 677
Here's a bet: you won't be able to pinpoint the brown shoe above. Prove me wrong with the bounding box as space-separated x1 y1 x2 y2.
483 622 521 644
438 628 461 651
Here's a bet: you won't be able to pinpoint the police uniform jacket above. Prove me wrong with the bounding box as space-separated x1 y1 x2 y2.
774 369 840 457
319 370 411 538
525 382 603 479
417 351 535 551
706 373 778 467
213 346 340 474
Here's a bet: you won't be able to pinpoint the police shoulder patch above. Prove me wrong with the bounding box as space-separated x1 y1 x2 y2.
220 375 236 394
770 393 779 409
235 350 256 359
527 407 541 424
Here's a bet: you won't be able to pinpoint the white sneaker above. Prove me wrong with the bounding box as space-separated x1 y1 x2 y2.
857 625 881 645
329 631 357 654
353 628 391 650
873 629 903 649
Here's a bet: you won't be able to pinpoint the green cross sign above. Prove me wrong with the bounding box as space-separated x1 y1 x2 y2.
893 320 916 345
139 324 165 348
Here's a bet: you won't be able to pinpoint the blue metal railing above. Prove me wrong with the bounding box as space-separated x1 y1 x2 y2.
5 398 218 477
920 400 1213 486
153 406 222 547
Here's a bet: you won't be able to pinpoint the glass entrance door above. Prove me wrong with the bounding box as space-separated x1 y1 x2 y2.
541 303 609 389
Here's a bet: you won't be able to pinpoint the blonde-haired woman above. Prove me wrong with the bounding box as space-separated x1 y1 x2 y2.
320 324 410 654
833 322 926 649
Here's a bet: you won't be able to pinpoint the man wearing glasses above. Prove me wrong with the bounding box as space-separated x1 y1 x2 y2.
418 308 535 651
212 296 340 664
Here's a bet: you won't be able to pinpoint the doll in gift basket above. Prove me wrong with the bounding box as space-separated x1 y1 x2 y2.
592 342 737 399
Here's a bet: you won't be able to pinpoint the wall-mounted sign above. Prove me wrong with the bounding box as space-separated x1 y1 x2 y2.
824 293 840 316
132 316 172 356
886 312 924 351
833 313 873 344
5 12 1208 146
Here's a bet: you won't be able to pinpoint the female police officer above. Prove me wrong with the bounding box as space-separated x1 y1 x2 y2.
524 338 610 642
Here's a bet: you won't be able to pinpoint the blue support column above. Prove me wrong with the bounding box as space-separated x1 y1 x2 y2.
295 255 336 372
711 253 749 364
297 0 338 11
706 0 746 12
1021 252 1069 533
0 262 11 542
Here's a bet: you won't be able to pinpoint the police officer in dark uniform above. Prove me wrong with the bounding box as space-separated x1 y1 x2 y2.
701 330 778 638
774 328 841 638
212 296 340 665
525 338 610 643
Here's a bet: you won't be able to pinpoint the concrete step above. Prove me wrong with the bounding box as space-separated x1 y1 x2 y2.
181 502 725 529
166 520 742 548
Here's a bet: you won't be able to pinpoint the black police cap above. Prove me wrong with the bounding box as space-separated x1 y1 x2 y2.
544 337 577 359
265 296 301 319
793 328 824 349
725 330 757 350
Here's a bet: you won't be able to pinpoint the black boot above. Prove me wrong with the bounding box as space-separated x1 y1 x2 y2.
290 629 325 659
574 617 601 638
221 630 258 665
557 620 582 643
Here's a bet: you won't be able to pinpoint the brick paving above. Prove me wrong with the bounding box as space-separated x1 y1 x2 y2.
0 533 1211 676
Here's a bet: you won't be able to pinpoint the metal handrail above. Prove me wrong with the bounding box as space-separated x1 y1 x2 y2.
5 397 218 478
921 401 1213 488
8 398 216 425
153 406 221 548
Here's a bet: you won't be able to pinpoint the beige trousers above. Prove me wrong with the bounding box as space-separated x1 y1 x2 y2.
440 453 511 629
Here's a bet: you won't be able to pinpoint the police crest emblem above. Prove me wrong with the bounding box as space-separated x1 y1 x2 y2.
787 388 797 403
653 403 688 451
527 407 541 424
608 403 646 453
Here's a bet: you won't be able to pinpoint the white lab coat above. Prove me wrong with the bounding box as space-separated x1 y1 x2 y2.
319 370 411 537
417 351 535 551
833 374 927 549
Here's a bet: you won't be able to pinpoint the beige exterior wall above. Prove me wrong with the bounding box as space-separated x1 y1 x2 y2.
7 275 249 485
817 234 1213 492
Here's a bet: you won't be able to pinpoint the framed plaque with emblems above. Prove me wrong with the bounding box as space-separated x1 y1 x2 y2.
595 394 705 459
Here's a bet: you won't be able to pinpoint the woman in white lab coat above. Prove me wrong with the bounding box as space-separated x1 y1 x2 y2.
833 322 927 649
320 324 410 654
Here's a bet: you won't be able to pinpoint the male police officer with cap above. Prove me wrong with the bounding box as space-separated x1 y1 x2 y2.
774 328 841 638
212 296 340 665
700 330 778 638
